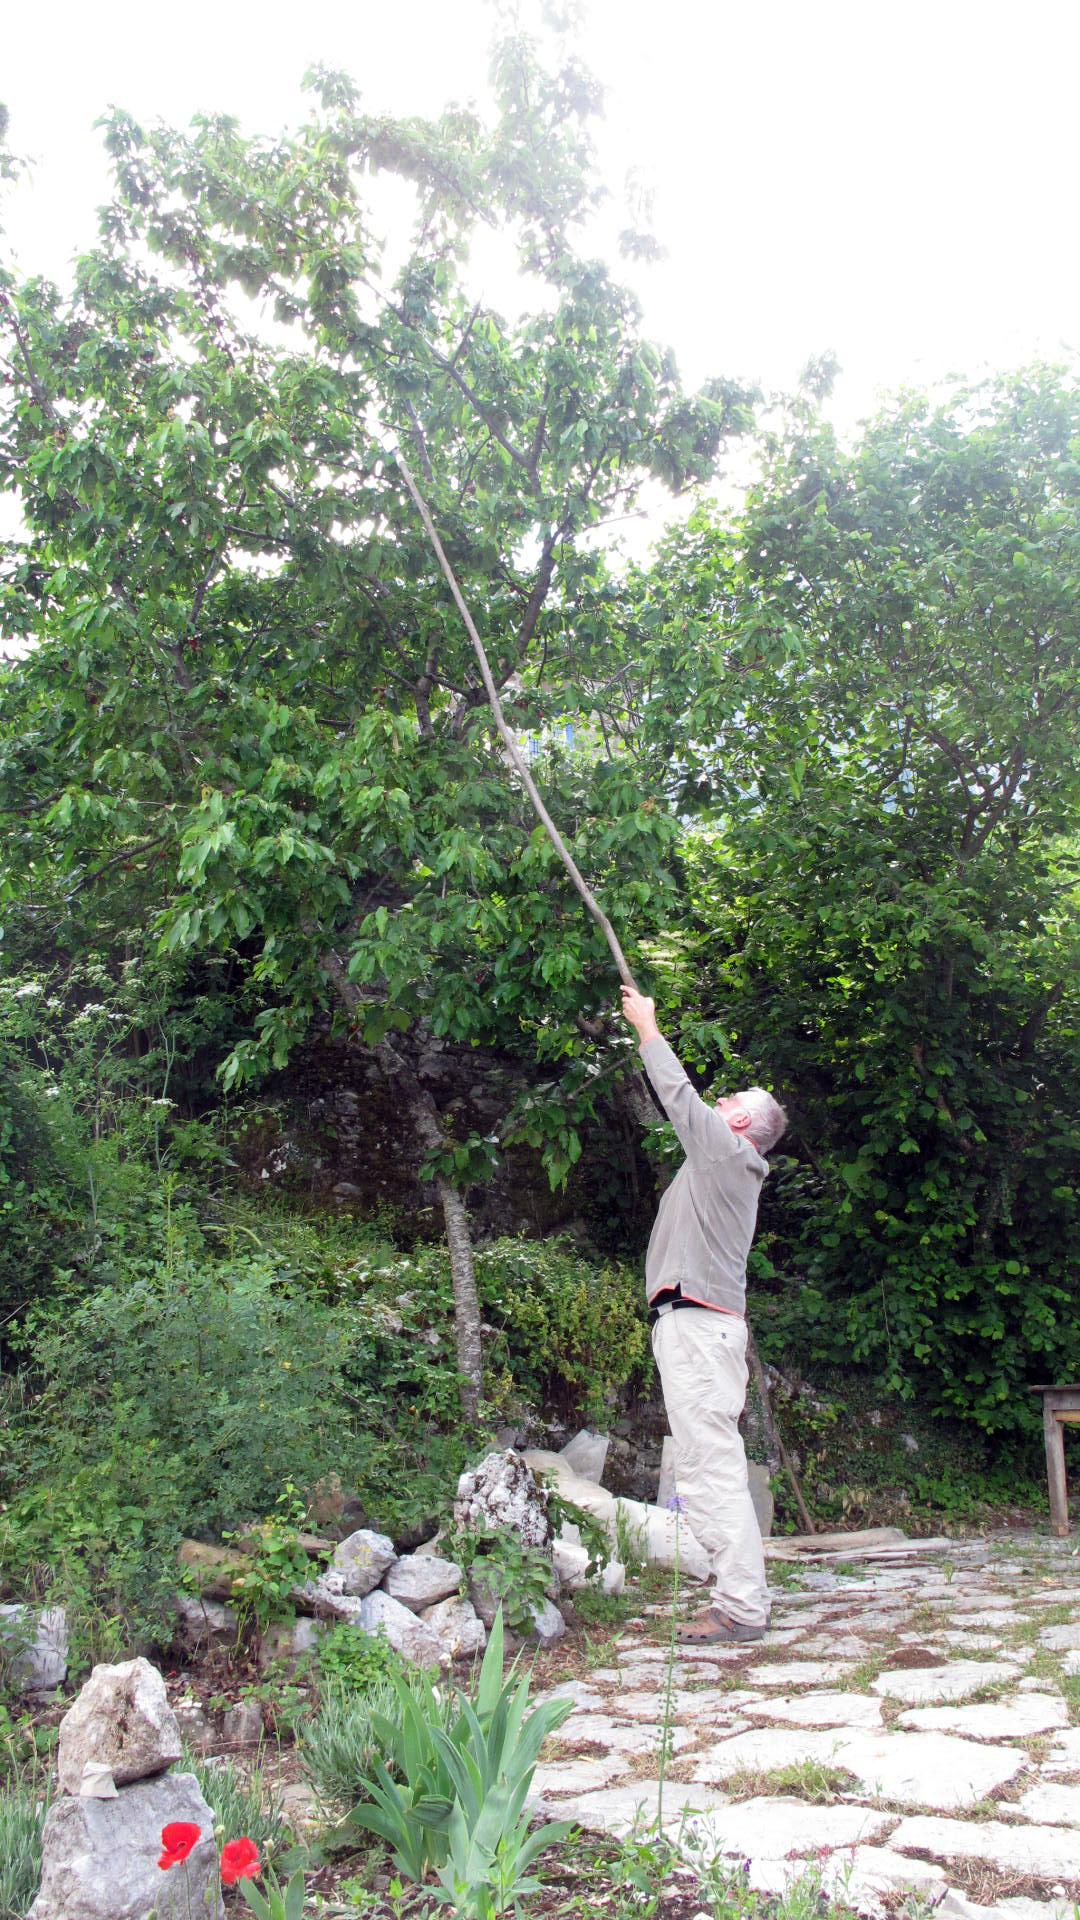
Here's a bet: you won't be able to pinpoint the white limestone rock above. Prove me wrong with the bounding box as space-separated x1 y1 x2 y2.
455 1451 552 1552
1014 1780 1080 1826
747 1690 885 1729
552 1538 591 1587
29 1770 220 1920
383 1553 462 1612
329 1527 397 1597
0 1604 68 1692
871 1658 1020 1704
682 1795 892 1862
172 1592 238 1654
528 1597 567 1645
419 1595 487 1659
222 1700 264 1745
601 1559 626 1596
358 1589 445 1667
57 1658 181 1796
888 1814 1080 1880
896 1692 1068 1739
1038 1622 1080 1651
257 1616 323 1671
523 1449 711 1580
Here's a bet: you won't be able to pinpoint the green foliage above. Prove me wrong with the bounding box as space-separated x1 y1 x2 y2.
0 1230 433 1643
614 1501 650 1577
235 1863 308 1920
476 1237 650 1422
317 1623 404 1696
348 1608 572 1904
451 1529 553 1636
636 367 1080 1431
223 1488 325 1635
0 1771 49 1920
0 19 749 1213
299 1676 408 1817
181 1745 292 1867
542 1488 610 1579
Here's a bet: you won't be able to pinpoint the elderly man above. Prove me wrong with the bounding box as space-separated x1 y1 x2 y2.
621 984 787 1644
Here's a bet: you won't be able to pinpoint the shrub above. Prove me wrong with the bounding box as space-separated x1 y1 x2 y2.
317 1623 403 1694
475 1237 650 1422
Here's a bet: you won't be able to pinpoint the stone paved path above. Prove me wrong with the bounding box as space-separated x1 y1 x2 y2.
532 1536 1080 1919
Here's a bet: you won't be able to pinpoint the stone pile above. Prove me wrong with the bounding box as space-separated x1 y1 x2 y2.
30 1656 220 1920
176 1439 651 1669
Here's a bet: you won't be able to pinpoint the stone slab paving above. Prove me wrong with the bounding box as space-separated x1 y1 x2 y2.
739 1659 857 1687
747 1690 885 1729
680 1794 892 1858
896 1692 1069 1739
531 1753 631 1794
797 1634 876 1658
690 1725 1025 1811
941 1631 1008 1651
888 1814 1080 1880
607 1688 752 1722
532 1778 732 1834
546 1712 698 1756
534 1540 1080 1912
1044 1727 1080 1771
871 1658 1022 1704
1039 1624 1080 1651
1015 1780 1080 1826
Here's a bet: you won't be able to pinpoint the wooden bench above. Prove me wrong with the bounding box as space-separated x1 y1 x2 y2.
1031 1385 1080 1537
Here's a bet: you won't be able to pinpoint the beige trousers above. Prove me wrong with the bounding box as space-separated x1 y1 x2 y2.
651 1306 770 1627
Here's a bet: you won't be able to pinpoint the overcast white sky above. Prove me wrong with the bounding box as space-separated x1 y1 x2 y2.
4 0 1079 462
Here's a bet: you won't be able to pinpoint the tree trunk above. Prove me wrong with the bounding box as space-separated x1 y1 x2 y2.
403 1079 484 1424
318 945 484 1422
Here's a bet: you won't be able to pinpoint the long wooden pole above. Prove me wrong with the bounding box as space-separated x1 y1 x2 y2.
394 446 816 1534
393 446 638 990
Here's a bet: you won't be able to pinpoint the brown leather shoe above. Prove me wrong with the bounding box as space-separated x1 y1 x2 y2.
677 1607 766 1644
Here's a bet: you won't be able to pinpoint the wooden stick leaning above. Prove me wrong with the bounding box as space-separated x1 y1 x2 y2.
394 444 816 1533
393 446 638 990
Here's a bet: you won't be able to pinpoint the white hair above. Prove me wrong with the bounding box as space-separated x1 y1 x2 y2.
739 1087 788 1154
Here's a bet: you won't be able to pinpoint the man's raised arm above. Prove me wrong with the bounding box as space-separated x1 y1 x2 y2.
620 985 738 1165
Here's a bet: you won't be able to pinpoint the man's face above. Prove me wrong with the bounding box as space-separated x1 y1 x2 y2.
714 1093 751 1135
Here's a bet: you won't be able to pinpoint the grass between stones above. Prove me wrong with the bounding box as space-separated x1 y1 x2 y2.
721 1758 862 1804
903 1851 1080 1907
835 1651 888 1691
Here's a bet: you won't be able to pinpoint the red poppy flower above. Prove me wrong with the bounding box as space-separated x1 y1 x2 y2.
158 1822 201 1870
220 1837 261 1885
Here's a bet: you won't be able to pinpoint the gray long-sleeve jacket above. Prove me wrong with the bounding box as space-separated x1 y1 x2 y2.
639 1034 769 1316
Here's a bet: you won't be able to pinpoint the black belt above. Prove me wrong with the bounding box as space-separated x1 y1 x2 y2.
648 1295 701 1327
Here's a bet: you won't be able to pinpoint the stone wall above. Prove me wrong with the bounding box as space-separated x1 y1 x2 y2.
233 1022 655 1250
